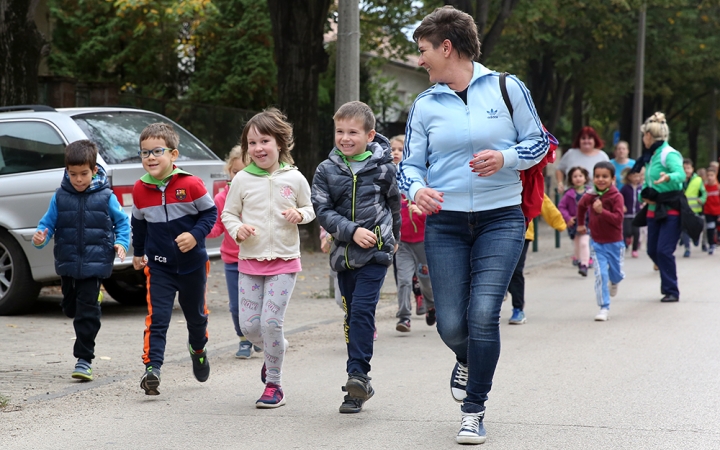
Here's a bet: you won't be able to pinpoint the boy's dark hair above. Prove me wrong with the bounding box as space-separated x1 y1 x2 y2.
566 166 590 187
65 140 97 169
594 161 615 178
241 107 295 165
413 6 481 61
333 101 376 133
139 123 179 149
683 158 693 167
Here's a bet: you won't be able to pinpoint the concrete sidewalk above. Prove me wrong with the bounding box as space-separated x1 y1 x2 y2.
2 240 720 449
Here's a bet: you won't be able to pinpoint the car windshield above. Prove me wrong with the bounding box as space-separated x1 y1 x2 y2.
72 112 217 164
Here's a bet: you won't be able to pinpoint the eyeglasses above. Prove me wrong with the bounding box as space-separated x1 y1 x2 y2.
138 147 172 159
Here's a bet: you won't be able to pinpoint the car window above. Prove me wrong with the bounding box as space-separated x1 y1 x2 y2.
0 121 66 175
72 112 218 164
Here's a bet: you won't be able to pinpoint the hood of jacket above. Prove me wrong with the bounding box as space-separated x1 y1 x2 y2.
327 133 392 169
61 163 109 194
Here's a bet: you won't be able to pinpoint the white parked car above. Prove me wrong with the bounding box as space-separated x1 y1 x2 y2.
0 105 228 314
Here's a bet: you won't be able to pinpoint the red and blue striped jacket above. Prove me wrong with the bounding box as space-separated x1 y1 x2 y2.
131 169 217 274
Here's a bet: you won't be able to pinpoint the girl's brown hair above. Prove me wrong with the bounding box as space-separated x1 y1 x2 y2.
240 108 295 165
567 166 590 187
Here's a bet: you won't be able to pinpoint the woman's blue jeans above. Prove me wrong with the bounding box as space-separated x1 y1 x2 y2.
425 206 525 407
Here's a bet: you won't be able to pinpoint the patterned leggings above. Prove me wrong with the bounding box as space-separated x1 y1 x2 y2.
238 272 297 385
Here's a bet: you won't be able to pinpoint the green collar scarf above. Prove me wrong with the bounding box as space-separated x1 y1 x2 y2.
140 167 190 186
335 149 372 164
594 185 610 196
243 161 287 176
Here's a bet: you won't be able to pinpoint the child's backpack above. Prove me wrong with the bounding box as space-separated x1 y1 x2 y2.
500 72 559 222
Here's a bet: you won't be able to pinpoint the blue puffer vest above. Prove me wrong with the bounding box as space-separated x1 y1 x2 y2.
54 165 115 279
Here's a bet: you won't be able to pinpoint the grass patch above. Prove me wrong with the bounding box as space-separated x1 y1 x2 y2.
0 394 9 409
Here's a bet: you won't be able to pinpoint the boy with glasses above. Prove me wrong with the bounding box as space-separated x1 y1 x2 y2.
131 123 217 395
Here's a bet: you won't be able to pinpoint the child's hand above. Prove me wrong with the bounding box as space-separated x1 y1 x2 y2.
353 228 377 249
592 198 603 214
623 205 627 213
281 208 303 224
133 255 147 270
394 243 399 254
408 203 422 215
236 224 256 242
175 232 197 253
320 236 331 253
114 245 126 262
576 225 587 235
32 228 48 246
568 217 576 226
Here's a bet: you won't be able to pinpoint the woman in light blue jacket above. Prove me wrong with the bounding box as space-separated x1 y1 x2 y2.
397 6 549 445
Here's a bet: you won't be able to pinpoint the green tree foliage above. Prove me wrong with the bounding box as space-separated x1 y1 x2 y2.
49 0 213 99
186 0 276 110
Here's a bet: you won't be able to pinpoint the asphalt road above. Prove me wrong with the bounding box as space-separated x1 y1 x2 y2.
2 244 720 449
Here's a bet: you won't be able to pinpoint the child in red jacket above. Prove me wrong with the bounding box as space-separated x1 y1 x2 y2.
703 168 720 255
577 162 625 322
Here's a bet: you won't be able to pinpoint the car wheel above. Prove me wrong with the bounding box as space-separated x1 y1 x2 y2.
103 272 147 306
0 230 41 315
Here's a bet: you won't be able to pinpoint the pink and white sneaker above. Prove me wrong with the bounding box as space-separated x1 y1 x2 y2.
256 383 286 408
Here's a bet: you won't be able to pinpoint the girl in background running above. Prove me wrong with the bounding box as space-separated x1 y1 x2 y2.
559 166 592 276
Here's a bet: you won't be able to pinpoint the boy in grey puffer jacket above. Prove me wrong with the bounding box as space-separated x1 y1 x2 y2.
312 101 401 414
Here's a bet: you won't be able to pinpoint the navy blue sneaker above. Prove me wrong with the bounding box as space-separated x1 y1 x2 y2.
456 405 487 444
451 361 468 403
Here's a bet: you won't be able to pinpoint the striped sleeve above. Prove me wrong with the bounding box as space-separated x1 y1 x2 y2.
397 92 431 202
500 75 549 171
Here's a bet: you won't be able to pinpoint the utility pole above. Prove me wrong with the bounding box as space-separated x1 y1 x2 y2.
630 3 647 159
335 0 360 111
712 88 718 163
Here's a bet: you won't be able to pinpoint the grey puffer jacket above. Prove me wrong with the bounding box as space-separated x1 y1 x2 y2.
312 134 401 272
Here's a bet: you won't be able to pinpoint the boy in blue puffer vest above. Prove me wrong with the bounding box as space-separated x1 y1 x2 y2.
33 140 131 381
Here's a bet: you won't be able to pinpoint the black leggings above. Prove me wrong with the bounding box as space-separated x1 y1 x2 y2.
623 217 640 251
705 214 718 246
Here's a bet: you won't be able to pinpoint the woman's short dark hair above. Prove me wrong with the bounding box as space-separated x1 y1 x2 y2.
413 6 481 61
571 126 605 150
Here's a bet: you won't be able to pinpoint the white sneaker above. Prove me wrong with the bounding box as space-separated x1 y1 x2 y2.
456 410 487 444
609 282 618 297
594 308 609 321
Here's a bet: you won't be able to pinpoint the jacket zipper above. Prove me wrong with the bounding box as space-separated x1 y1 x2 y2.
78 195 86 276
345 173 358 270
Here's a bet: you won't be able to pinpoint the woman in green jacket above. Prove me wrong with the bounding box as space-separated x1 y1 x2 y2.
641 112 684 302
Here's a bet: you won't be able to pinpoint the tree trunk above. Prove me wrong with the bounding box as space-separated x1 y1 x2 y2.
267 0 332 250
0 0 45 105
478 0 519 63
572 82 584 138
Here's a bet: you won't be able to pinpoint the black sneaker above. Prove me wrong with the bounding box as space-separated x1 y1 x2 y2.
396 318 411 332
578 264 588 277
660 294 679 303
425 308 436 326
339 392 366 414
140 366 161 395
188 343 210 382
345 373 374 401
